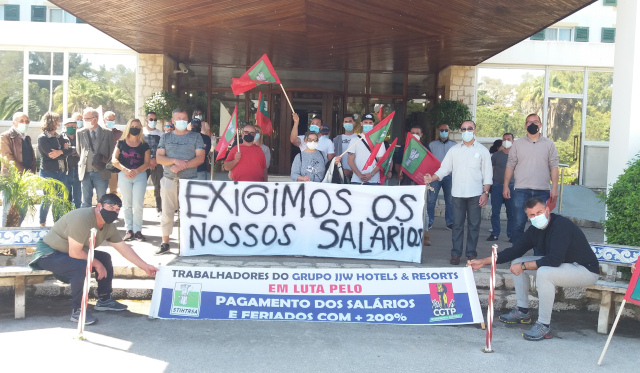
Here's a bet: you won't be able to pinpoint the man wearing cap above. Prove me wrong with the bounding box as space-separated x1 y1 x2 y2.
347 113 386 185
190 118 212 180
29 193 158 325
1 112 37 226
290 114 335 164
144 111 164 216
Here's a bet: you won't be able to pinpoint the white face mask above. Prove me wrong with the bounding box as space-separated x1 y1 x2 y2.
412 133 421 141
461 131 475 142
175 120 188 131
195 115 202 120
148 120 157 129
530 212 549 229
306 141 318 150
83 121 92 128
503 140 512 149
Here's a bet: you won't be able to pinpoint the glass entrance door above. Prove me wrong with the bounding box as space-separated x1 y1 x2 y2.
545 97 583 185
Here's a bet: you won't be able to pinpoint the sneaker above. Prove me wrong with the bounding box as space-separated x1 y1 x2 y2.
499 308 533 324
123 230 134 241
523 322 552 341
156 243 171 255
94 295 128 311
134 231 147 241
70 308 97 324
487 235 499 241
446 224 453 230
428 224 433 230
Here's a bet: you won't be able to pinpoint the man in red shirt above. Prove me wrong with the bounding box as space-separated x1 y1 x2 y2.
224 124 267 182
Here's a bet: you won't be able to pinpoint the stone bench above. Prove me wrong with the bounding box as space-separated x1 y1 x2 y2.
586 243 640 334
0 228 51 319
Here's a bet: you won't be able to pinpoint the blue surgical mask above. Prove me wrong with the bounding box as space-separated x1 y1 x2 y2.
363 124 373 133
17 123 29 134
106 121 115 128
175 120 188 131
254 133 260 141
343 123 354 132
530 213 549 229
309 124 320 133
461 131 475 142
76 120 83 128
440 130 448 139
148 120 157 129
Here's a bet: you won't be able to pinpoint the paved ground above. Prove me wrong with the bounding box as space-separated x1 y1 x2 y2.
1 297 638 373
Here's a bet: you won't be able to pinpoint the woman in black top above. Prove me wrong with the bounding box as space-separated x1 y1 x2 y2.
37 111 72 226
111 118 150 241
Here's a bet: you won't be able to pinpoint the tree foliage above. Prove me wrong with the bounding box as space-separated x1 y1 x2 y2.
603 156 640 246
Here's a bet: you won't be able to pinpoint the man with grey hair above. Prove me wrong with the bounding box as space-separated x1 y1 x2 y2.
156 108 205 255
103 111 122 194
77 107 115 208
0 112 37 226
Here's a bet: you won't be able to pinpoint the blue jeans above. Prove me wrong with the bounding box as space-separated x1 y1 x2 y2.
118 171 147 232
1 193 27 227
490 183 516 238
427 174 453 227
39 170 68 225
65 167 82 209
36 249 113 310
512 188 551 245
81 171 109 208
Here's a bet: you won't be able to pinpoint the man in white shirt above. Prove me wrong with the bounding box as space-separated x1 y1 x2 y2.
424 121 492 265
333 114 358 179
347 113 386 185
290 113 335 164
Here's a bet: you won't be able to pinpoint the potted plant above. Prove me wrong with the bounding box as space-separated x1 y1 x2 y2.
0 157 73 227
144 90 179 121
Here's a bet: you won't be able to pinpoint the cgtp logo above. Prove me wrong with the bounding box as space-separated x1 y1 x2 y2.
429 282 462 322
170 282 202 317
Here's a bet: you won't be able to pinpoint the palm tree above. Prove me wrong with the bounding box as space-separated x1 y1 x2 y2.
0 157 73 227
0 96 22 120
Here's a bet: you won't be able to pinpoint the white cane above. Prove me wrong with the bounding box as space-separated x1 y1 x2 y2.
77 227 97 340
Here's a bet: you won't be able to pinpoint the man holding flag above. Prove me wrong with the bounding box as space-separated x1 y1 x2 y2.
347 113 386 185
424 120 492 265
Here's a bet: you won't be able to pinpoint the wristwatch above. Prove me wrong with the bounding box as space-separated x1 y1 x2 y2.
483 190 490 196
521 263 526 270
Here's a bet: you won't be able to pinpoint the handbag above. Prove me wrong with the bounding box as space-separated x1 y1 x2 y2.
87 131 107 170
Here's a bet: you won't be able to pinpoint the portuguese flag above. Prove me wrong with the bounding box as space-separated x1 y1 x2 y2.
256 92 273 135
361 111 395 170
625 258 640 306
376 138 397 185
215 106 238 161
231 54 281 95
400 132 441 185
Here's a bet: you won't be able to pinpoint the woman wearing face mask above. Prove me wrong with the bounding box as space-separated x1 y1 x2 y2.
38 111 72 227
291 131 326 182
111 119 150 241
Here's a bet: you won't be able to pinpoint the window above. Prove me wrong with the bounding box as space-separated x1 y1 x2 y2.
544 28 572 41
601 28 616 43
574 27 589 42
558 28 572 41
50 8 75 23
31 5 47 22
530 30 545 41
603 0 617 6
3 4 20 21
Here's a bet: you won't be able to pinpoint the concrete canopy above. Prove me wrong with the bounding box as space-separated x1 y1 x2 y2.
51 0 596 71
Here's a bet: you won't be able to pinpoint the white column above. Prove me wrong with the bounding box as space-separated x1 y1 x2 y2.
607 0 640 188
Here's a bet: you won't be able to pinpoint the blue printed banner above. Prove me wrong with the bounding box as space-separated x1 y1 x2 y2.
149 267 484 325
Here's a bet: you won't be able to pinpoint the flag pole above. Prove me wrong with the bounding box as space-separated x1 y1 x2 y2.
339 136 365 158
597 299 627 365
280 84 295 112
236 122 240 152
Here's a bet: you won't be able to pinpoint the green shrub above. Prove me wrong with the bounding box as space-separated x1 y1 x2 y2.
427 99 471 130
603 155 640 246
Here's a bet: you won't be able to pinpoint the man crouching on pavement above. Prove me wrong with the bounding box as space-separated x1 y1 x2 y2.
29 194 158 324
469 196 599 341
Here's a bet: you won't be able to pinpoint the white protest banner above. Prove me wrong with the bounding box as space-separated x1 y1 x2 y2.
179 181 425 263
149 266 484 325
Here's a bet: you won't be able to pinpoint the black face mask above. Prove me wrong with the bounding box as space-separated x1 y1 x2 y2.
100 208 118 224
129 127 141 136
527 123 539 135
243 134 255 143
191 125 202 133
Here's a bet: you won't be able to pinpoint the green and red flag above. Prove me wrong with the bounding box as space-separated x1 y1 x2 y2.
624 258 640 306
256 92 273 135
400 132 441 185
231 54 281 95
361 111 395 170
376 138 398 185
215 106 238 161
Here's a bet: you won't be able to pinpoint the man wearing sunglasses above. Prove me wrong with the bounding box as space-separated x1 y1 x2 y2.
503 114 559 245
29 194 158 325
156 108 205 255
424 120 492 265
224 123 267 182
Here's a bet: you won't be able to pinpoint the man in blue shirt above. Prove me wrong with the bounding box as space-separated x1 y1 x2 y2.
427 124 456 230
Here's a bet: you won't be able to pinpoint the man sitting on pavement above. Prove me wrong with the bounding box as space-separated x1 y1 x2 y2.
469 196 600 341
29 193 158 325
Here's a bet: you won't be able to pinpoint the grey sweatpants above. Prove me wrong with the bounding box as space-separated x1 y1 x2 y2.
511 256 599 325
